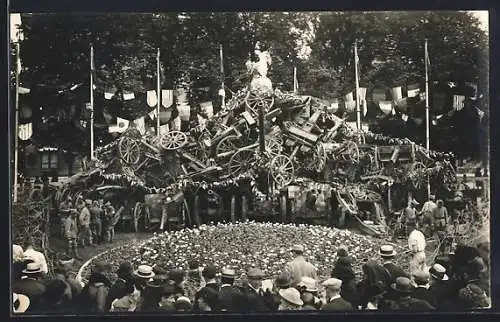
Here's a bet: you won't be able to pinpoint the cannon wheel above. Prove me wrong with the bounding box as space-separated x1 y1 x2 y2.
264 137 283 158
409 161 429 189
340 140 360 163
216 135 240 159
160 131 188 150
270 154 295 188
228 148 257 177
118 136 141 165
305 143 327 173
133 202 143 233
245 90 275 116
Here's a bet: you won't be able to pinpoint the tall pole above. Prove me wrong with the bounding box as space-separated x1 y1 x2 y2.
219 44 225 108
293 66 297 94
425 39 431 199
156 48 161 138
90 45 95 160
354 41 361 131
13 42 20 202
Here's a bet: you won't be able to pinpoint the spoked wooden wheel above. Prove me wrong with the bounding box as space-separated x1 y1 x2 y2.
228 148 257 177
118 136 141 165
270 155 295 188
409 161 429 189
340 140 360 163
245 90 275 116
264 137 283 158
216 135 240 159
160 131 188 150
305 143 328 172
133 202 143 233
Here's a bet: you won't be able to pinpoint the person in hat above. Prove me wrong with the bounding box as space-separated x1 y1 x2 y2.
12 244 24 263
301 292 318 310
194 286 219 312
403 200 418 235
90 200 104 245
185 259 203 297
285 244 317 287
195 264 220 310
65 208 81 260
103 201 117 243
13 262 46 312
106 262 136 310
218 268 243 312
432 200 448 244
321 278 353 311
296 276 322 310
420 195 437 229
12 244 34 283
360 281 387 310
458 283 490 309
355 260 392 308
331 246 357 307
12 293 30 314
139 276 169 311
240 267 269 312
379 244 408 283
77 199 94 248
49 266 74 305
110 282 139 312
411 270 437 308
59 195 73 238
389 277 434 310
23 236 48 275
428 263 452 309
278 287 303 310
168 269 186 296
77 261 112 312
133 264 155 295
174 296 193 312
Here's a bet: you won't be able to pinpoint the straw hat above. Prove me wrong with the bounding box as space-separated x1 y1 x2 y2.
13 293 30 313
379 245 397 258
290 244 305 253
412 270 430 285
429 264 449 281
221 268 236 279
297 277 319 293
279 287 304 306
134 265 155 279
22 262 43 275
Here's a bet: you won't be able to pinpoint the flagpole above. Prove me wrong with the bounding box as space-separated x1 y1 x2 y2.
156 48 161 138
293 66 297 94
425 39 431 199
13 42 20 202
90 44 95 160
219 44 225 108
354 41 361 130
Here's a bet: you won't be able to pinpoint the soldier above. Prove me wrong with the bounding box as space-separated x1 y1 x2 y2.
103 201 116 243
59 196 73 238
432 200 449 251
64 211 81 260
78 199 93 247
90 200 104 245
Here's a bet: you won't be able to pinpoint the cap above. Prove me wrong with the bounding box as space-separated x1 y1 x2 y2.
221 268 236 279
291 244 305 253
247 268 265 279
321 278 342 290
297 277 319 292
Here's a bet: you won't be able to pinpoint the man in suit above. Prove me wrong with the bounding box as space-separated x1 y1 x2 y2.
390 277 435 310
13 262 47 312
285 244 317 287
106 262 135 310
240 268 270 312
217 268 243 312
428 263 452 309
321 278 353 311
195 265 220 310
411 270 437 308
379 245 409 283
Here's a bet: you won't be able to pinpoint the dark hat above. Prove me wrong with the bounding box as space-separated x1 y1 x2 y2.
162 284 176 297
169 269 186 282
366 282 386 299
247 268 265 279
337 246 348 258
391 277 414 294
188 259 200 270
275 272 292 289
146 276 168 289
117 262 134 277
92 261 111 274
202 265 218 279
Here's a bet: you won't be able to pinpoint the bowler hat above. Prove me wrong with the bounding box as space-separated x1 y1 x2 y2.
202 265 218 279
429 264 449 281
391 277 414 294
134 265 155 279
117 262 134 277
279 287 304 306
379 245 397 257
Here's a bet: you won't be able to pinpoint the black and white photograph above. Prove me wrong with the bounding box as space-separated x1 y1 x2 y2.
9 11 490 315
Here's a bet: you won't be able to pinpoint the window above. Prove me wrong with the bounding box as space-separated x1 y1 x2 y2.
40 151 58 169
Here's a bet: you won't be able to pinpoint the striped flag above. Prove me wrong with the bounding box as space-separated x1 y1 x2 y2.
123 91 135 101
147 90 158 107
18 122 32 140
133 116 146 135
379 101 394 115
162 89 174 108
453 95 465 111
345 92 354 102
358 87 367 101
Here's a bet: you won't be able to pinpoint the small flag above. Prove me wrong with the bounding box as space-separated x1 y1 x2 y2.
419 92 426 101
358 87 367 101
162 89 174 108
19 87 30 94
392 86 403 101
345 100 356 112
379 100 394 115
453 95 465 111
148 109 158 120
133 117 146 135
345 92 354 102
18 122 33 140
407 84 420 98
401 113 409 122
104 92 115 100
123 92 135 101
147 90 158 107
90 46 95 71
109 117 130 133
200 101 214 119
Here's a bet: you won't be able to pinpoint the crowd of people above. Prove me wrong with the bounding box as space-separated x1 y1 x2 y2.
12 234 490 314
58 196 123 259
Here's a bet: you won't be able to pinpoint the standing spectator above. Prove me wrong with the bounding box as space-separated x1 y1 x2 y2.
420 195 437 236
389 277 434 310
110 282 139 312
458 283 490 309
104 203 123 243
240 268 269 312
49 266 73 306
12 293 30 314
331 246 357 306
169 269 187 297
301 292 318 310
140 277 168 311
65 210 81 260
77 199 93 248
411 270 437 308
379 245 408 283
296 277 322 309
89 200 104 245
264 272 292 311
428 264 452 309
285 244 317 287
59 196 73 238
321 278 353 311
106 262 135 311
78 262 112 312
133 264 155 309
23 236 48 275
102 201 116 243
355 260 392 308
158 285 177 311
403 201 418 235
432 200 449 248
408 229 428 276
217 268 243 312
194 286 219 312
12 262 47 312
278 287 303 311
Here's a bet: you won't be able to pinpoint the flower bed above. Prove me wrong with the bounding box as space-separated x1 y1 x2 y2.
80 222 417 284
